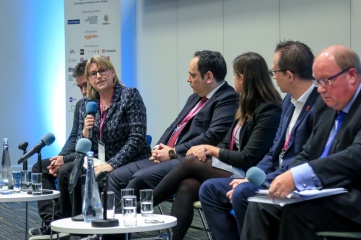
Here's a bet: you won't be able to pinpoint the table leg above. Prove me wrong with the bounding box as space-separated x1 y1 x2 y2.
50 199 55 240
25 202 28 240
167 228 173 240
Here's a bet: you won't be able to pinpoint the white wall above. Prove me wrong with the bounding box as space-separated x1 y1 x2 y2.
136 0 358 143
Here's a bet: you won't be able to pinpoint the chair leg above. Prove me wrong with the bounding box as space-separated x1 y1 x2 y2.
197 208 213 240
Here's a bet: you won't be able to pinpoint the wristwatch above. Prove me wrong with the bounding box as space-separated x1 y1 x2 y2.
168 149 178 159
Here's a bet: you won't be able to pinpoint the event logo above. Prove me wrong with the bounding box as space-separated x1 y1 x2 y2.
68 19 80 25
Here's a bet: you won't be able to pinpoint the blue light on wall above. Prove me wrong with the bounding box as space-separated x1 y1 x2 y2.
0 1 65 164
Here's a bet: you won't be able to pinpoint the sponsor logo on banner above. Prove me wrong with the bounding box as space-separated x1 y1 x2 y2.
84 16 98 24
69 104 76 112
69 97 77 103
68 67 75 72
80 49 84 55
84 34 98 40
68 75 74 81
102 15 110 25
80 57 85 62
68 19 80 24
69 49 75 54
68 58 76 63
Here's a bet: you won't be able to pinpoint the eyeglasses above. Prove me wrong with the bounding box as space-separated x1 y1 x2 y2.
269 69 287 77
87 68 109 78
312 68 351 87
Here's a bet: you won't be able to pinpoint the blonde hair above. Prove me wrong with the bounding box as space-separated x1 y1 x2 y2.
85 55 121 99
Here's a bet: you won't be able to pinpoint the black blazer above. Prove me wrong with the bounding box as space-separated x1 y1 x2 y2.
157 82 239 159
217 101 282 172
292 91 361 224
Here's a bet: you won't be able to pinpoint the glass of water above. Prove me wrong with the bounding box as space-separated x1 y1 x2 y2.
21 170 32 192
12 171 21 193
122 195 137 226
31 173 42 195
140 189 154 216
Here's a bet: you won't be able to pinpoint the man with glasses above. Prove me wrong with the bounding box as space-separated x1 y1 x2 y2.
241 45 361 239
199 40 319 239
30 61 88 238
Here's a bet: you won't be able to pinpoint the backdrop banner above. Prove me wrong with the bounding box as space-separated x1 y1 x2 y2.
64 0 121 136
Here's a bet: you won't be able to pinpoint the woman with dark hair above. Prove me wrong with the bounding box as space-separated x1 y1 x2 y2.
152 52 282 240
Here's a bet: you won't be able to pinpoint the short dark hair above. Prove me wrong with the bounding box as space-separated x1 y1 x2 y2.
72 60 87 78
194 50 227 82
275 40 314 80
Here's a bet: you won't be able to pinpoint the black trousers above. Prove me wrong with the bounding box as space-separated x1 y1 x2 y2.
108 158 181 213
241 198 361 240
32 160 83 222
32 159 61 223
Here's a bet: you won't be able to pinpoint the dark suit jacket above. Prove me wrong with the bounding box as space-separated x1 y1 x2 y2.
157 81 238 159
291 90 361 224
217 102 282 172
256 88 319 182
60 98 84 163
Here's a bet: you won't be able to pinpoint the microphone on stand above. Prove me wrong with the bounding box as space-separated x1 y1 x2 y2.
246 167 270 189
86 101 98 139
18 133 56 164
18 142 28 170
68 138 92 194
91 171 119 227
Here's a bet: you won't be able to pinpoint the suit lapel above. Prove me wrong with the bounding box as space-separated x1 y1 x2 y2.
286 88 319 149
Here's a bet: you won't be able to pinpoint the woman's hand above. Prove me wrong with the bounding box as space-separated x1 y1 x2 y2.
82 115 96 138
186 145 217 161
94 163 114 176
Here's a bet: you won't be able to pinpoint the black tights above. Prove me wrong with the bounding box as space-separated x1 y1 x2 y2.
153 155 232 240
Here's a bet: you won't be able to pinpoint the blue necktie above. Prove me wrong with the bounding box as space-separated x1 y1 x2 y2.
320 111 346 158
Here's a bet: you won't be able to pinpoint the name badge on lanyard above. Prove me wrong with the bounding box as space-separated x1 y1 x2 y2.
98 102 108 163
98 141 105 162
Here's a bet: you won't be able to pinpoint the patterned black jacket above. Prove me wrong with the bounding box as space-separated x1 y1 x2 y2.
77 82 151 168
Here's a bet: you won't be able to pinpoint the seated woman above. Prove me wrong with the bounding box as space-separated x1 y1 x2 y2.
57 55 151 219
152 52 282 240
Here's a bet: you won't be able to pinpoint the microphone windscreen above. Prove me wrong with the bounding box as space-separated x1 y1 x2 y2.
75 138 92 154
246 167 266 187
86 101 98 115
41 133 56 146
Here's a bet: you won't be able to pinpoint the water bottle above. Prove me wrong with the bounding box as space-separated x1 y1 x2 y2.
1 138 13 193
82 151 103 222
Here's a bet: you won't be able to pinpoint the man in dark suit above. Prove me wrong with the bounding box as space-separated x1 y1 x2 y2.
199 40 319 240
241 45 361 240
108 50 239 210
29 61 88 237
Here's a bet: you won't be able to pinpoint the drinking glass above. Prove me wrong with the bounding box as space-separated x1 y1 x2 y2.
140 189 154 216
31 173 42 195
122 195 137 226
